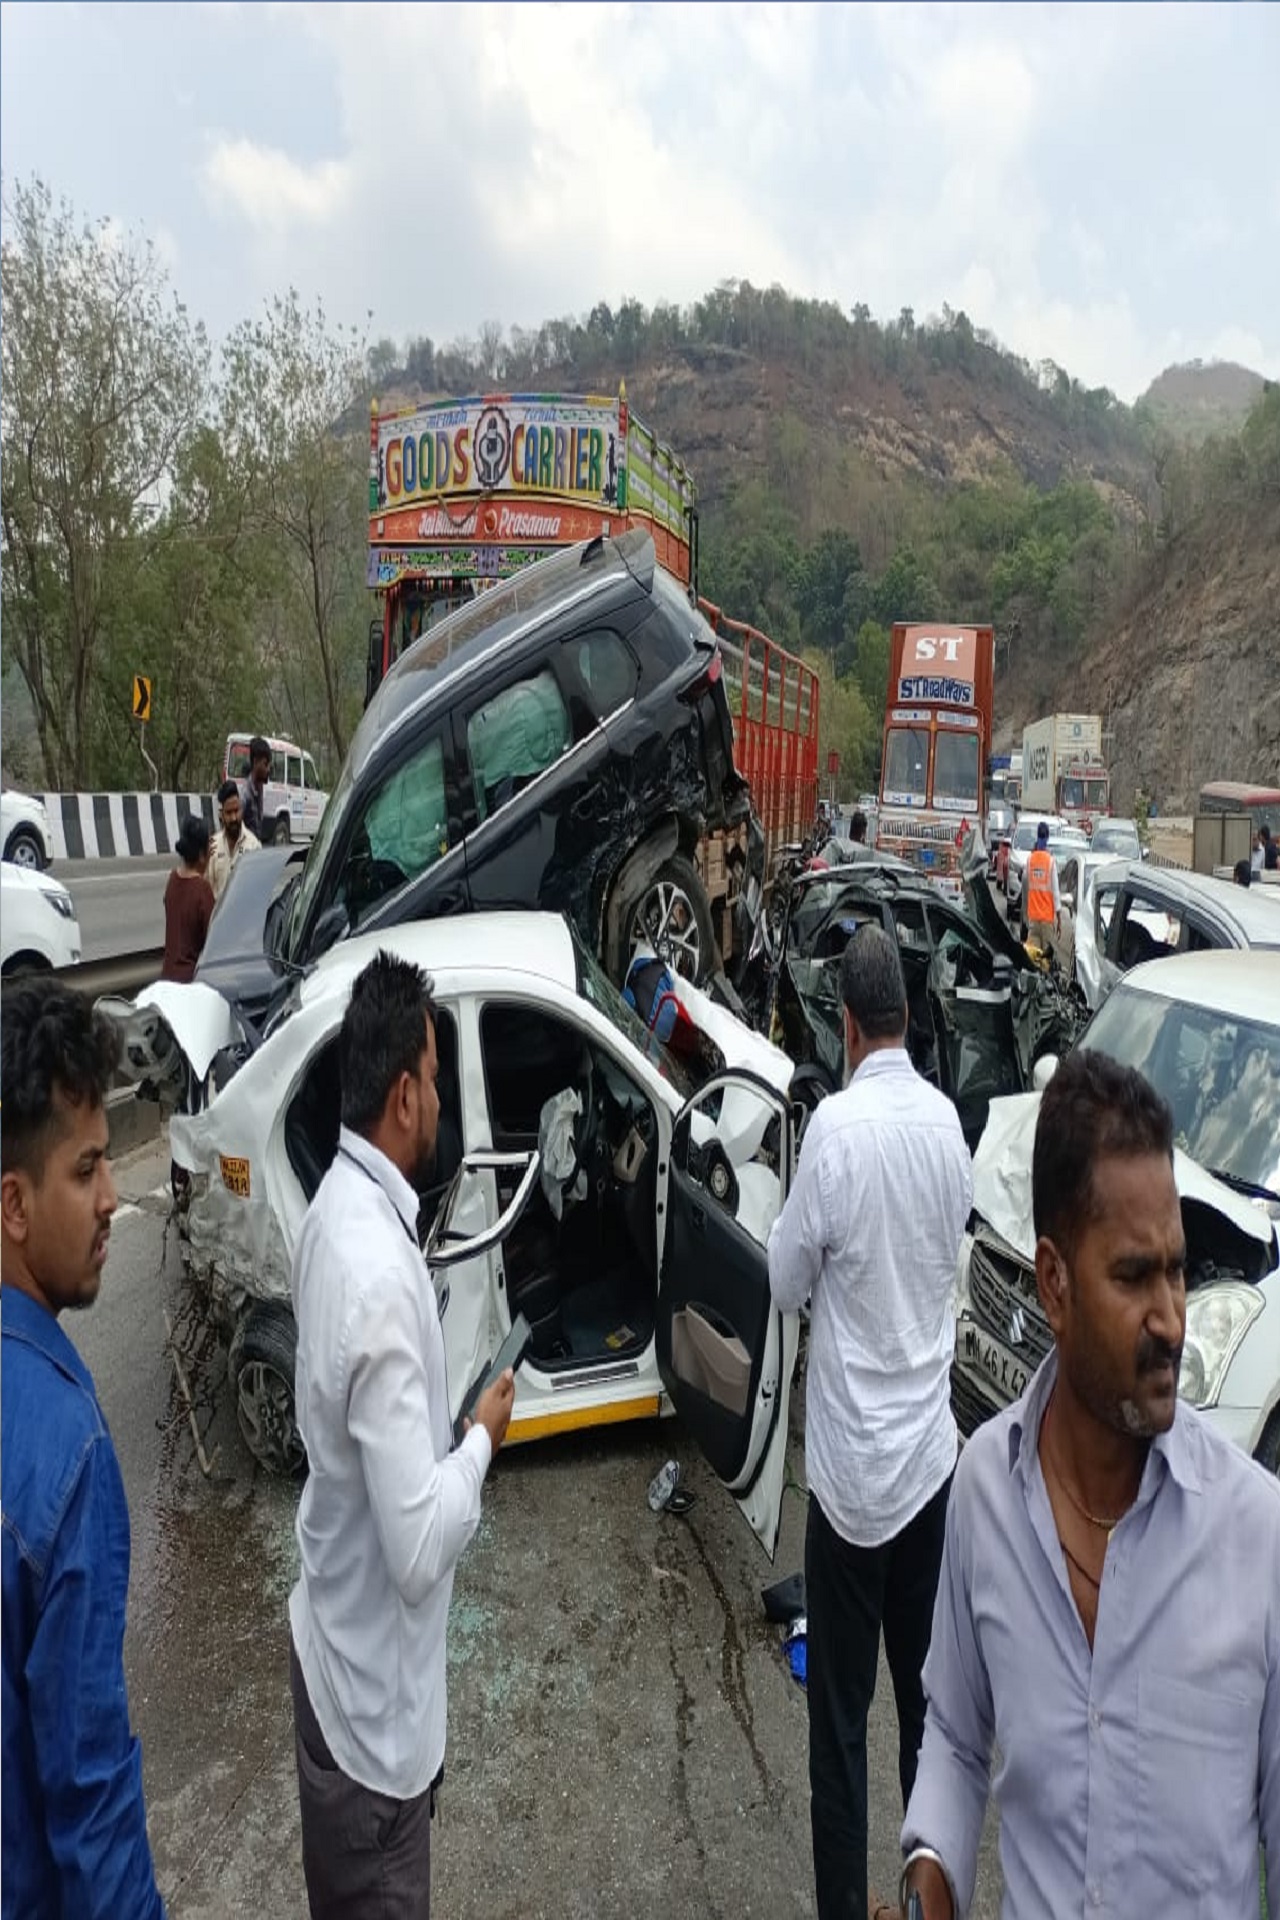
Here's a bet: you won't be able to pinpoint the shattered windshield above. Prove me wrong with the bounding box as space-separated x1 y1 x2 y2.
1086 986 1280 1202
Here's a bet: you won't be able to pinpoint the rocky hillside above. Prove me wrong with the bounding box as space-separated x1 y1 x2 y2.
1076 490 1280 813
1137 360 1267 444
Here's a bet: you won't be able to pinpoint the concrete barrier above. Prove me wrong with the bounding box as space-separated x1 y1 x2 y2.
41 791 216 861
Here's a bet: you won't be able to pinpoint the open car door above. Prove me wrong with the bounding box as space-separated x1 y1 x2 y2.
658 1071 798 1559
424 1151 542 1430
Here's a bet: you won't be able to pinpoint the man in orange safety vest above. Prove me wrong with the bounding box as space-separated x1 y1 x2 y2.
1023 821 1060 951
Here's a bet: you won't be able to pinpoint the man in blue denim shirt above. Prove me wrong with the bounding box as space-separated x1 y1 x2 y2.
2 980 166 1919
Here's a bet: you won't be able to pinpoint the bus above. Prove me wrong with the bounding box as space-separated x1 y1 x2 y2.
1198 782 1280 834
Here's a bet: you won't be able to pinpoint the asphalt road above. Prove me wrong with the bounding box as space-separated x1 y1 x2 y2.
54 855 171 962
64 1126 1005 1920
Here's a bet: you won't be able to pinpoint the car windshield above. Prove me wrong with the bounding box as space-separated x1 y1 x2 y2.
285 753 358 955
1092 822 1140 855
573 934 695 1100
1085 984 1280 1201
1012 821 1039 851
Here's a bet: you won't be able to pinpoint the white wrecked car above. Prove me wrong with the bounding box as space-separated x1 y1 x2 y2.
104 912 802 1555
952 949 1280 1475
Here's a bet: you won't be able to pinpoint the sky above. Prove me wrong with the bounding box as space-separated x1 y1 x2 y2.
2 0 1278 403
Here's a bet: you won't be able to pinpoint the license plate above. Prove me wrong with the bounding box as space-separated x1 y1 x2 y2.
958 1317 1028 1401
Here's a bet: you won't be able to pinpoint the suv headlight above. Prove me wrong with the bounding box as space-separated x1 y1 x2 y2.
48 889 77 921
1178 1282 1263 1407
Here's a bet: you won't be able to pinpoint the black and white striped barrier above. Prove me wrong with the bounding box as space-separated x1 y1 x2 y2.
42 792 217 862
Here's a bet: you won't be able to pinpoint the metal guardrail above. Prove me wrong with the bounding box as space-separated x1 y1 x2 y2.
1 948 163 1002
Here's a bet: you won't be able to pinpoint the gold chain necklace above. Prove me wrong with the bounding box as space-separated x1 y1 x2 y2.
1043 1398 1127 1535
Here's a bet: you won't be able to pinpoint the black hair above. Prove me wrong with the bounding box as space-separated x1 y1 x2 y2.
850 809 868 843
838 923 907 1040
340 950 438 1134
217 778 240 807
1 980 121 1181
1233 858 1253 888
1032 1048 1174 1259
176 815 211 865
248 736 271 764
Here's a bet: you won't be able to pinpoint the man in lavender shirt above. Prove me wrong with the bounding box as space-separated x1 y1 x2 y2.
895 1047 1280 1918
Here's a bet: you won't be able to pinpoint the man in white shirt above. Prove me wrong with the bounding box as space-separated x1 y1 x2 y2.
768 925 972 1920
288 950 514 1919
207 780 260 903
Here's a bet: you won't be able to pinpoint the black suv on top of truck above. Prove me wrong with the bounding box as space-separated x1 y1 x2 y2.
199 532 761 1030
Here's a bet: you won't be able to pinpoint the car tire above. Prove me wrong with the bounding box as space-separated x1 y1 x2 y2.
227 1302 306 1477
1 951 52 979
4 828 45 870
273 816 291 847
622 853 716 984
1255 1408 1280 1481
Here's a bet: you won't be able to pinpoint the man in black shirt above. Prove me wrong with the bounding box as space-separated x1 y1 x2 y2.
239 736 272 842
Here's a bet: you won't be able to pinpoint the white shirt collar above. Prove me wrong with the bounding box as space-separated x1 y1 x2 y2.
337 1125 420 1243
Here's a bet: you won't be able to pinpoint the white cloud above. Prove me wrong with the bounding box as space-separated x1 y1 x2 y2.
202 135 353 230
3 0 1277 401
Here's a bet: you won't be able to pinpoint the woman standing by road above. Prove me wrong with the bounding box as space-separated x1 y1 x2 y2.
161 815 214 983
161 815 214 1204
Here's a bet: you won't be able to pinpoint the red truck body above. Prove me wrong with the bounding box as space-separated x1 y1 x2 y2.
365 385 819 952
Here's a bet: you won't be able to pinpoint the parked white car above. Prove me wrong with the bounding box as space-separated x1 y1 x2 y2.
1 863 82 974
102 912 802 1554
224 733 328 846
1072 859 1280 1012
1 788 54 869
952 950 1280 1477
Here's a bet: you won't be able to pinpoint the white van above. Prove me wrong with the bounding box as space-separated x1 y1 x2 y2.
223 733 328 845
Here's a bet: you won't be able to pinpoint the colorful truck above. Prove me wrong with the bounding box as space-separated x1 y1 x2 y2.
1021 713 1110 836
875 623 995 897
365 387 820 966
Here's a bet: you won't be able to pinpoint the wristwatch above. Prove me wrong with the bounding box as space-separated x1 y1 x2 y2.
899 1845 959 1918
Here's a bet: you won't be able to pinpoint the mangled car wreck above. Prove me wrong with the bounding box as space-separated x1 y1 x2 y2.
952 950 1280 1474
197 532 768 1033
763 837 1087 1148
107 913 804 1556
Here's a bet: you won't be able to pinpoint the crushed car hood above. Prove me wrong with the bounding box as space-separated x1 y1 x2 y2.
973 1090 1278 1265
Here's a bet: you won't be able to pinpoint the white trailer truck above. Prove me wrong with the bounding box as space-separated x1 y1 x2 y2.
1021 713 1110 836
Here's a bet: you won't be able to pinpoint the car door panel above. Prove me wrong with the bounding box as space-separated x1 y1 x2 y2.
658 1071 796 1557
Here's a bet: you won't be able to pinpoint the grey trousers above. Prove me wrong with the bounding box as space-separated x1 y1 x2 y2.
290 1639 436 1920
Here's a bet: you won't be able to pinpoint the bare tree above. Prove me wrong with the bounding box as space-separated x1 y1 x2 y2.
219 292 368 765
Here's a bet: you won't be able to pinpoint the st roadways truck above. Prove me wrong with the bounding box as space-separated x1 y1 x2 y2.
363 384 820 975
875 623 995 899
1021 713 1110 836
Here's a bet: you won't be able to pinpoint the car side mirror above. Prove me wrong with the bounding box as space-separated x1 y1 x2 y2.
1032 1053 1060 1092
310 901 349 960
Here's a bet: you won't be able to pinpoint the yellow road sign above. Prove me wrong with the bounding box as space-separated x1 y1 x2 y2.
132 674 152 722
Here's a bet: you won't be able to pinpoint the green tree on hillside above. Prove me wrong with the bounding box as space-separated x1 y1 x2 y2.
0 177 206 786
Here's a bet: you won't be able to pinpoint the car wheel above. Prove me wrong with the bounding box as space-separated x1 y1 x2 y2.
273 816 291 847
623 853 715 984
227 1302 305 1477
1 951 52 979
5 828 45 870
1255 1408 1280 1481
